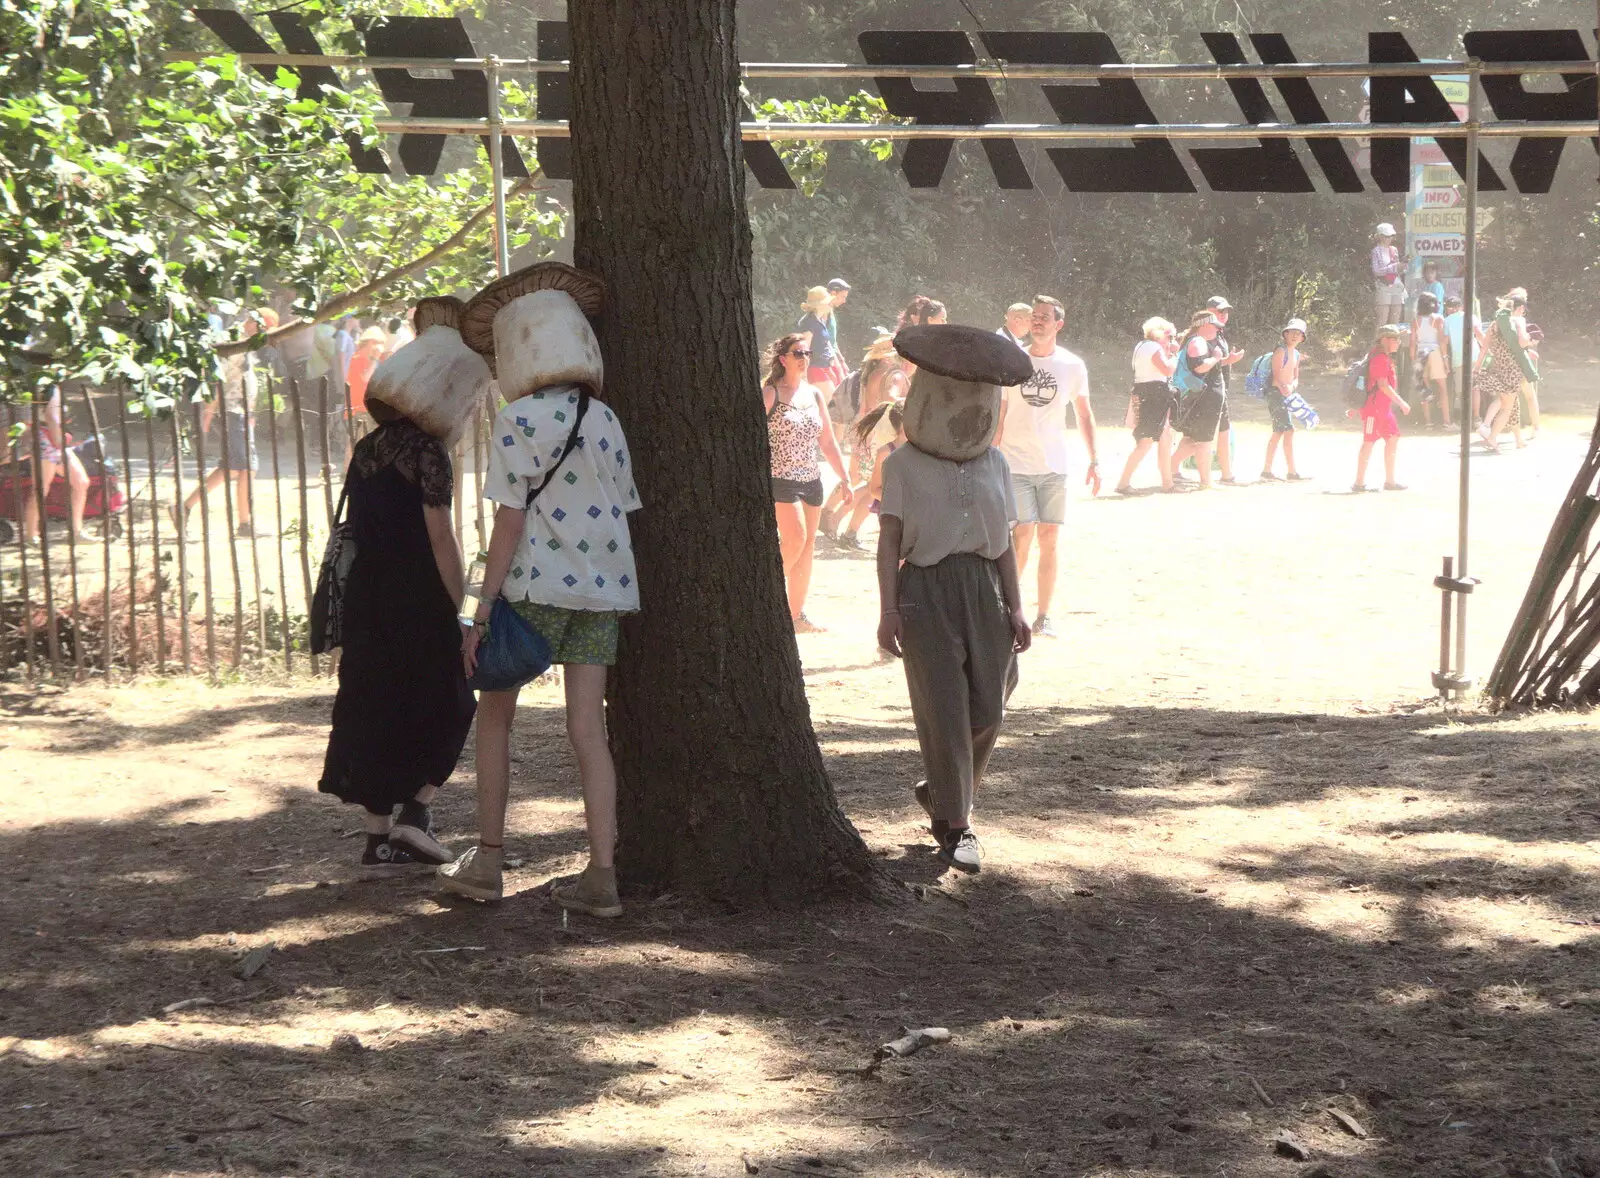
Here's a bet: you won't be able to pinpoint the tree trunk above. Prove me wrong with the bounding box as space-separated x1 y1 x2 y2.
568 0 886 904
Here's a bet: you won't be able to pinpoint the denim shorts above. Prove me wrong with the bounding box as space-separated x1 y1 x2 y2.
1011 471 1067 526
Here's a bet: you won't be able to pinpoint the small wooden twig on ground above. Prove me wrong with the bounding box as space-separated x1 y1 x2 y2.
889 918 956 944
1247 1074 1275 1107
0 1125 82 1141
1327 1107 1369 1138
176 1121 265 1136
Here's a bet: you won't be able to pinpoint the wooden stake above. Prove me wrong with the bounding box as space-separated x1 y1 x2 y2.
166 407 188 673
214 384 244 672
79 387 114 678
265 377 292 671
191 401 217 680
5 401 33 681
288 378 320 675
114 394 139 675
28 400 61 675
239 371 266 663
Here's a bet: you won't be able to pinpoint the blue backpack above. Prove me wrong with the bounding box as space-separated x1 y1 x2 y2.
1169 345 1206 395
1243 351 1275 398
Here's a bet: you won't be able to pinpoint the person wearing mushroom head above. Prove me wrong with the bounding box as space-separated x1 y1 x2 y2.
318 296 484 872
442 263 642 916
877 325 1034 875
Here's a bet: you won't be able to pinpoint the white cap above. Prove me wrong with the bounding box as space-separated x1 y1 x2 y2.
1375 222 1397 237
1282 318 1308 335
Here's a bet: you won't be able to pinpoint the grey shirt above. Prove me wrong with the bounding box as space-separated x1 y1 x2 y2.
879 444 1018 568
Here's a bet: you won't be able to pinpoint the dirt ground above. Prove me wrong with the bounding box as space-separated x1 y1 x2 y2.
3 386 1600 1177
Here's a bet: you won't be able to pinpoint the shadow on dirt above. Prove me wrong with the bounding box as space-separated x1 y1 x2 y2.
3 697 1600 1176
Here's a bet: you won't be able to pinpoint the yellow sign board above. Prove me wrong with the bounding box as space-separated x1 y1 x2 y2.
1411 207 1467 233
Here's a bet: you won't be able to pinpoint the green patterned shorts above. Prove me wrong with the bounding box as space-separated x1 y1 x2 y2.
509 601 621 666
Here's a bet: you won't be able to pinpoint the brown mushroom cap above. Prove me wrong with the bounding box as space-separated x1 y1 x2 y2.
460 262 605 355
414 296 464 333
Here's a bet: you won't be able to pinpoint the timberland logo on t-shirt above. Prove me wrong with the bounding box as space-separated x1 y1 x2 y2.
1020 368 1059 408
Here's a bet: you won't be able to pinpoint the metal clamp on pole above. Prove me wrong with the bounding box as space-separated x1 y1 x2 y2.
1434 555 1481 698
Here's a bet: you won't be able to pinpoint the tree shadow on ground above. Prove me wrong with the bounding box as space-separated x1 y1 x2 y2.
3 694 1600 1176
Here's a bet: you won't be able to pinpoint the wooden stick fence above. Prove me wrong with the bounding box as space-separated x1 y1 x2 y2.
1485 406 1600 708
2 379 491 681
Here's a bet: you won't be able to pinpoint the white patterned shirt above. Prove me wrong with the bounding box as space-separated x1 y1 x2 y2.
485 386 642 612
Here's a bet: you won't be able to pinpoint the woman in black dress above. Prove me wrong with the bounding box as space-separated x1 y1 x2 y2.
319 297 487 869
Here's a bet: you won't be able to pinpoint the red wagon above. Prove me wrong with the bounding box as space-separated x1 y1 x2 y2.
0 435 127 545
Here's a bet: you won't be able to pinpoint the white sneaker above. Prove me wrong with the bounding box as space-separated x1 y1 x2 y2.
940 828 982 874
1032 616 1059 639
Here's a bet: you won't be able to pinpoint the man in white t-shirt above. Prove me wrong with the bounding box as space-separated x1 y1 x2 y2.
996 295 1100 638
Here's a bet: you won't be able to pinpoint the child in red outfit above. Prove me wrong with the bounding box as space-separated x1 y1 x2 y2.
1354 324 1410 492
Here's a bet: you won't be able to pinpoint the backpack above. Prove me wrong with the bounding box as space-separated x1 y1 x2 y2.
1342 355 1372 409
831 368 862 420
1169 344 1206 395
1243 351 1275 399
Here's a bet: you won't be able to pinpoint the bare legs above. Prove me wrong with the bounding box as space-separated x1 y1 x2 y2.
470 667 614 869
774 500 823 623
1262 431 1298 478
182 469 252 528
1355 436 1399 488
362 782 440 835
1480 392 1518 452
1168 437 1215 488
1116 432 1173 492
563 664 616 870
24 454 90 541
1012 522 1060 622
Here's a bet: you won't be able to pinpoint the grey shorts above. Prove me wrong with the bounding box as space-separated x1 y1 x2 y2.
216 411 258 473
1011 471 1067 526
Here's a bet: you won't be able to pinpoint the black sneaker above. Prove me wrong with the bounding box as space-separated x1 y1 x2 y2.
938 828 983 874
360 837 428 872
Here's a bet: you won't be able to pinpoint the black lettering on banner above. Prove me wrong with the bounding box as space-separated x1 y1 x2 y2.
858 30 1032 189
527 21 797 188
1463 29 1598 194
1249 34 1365 192
534 21 572 181
356 16 528 179
978 31 1194 193
191 8 389 173
1368 32 1505 194
1190 33 1314 192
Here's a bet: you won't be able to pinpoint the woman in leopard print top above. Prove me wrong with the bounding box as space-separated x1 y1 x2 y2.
762 332 851 632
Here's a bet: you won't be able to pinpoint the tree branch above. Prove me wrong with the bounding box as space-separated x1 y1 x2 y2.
216 171 545 356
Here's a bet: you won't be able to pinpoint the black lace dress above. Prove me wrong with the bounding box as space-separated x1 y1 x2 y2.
319 419 476 812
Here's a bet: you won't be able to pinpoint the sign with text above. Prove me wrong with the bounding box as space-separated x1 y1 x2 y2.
191 12 1600 194
1413 232 1467 256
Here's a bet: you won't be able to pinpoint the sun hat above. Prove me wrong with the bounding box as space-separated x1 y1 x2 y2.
1282 318 1308 335
1375 222 1397 237
365 296 492 449
357 326 388 346
1206 296 1232 312
825 278 851 292
1191 312 1224 329
801 285 833 315
1377 323 1402 339
459 262 604 356
862 334 899 364
893 325 1034 463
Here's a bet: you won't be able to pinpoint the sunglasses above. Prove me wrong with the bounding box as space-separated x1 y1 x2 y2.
787 349 811 359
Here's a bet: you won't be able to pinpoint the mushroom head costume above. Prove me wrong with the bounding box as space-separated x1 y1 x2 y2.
460 261 606 399
893 324 1035 462
364 296 493 449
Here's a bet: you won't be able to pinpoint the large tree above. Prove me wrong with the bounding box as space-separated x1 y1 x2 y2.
568 0 889 904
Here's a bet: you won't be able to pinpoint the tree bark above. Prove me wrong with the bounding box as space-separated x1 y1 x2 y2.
568 0 886 905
